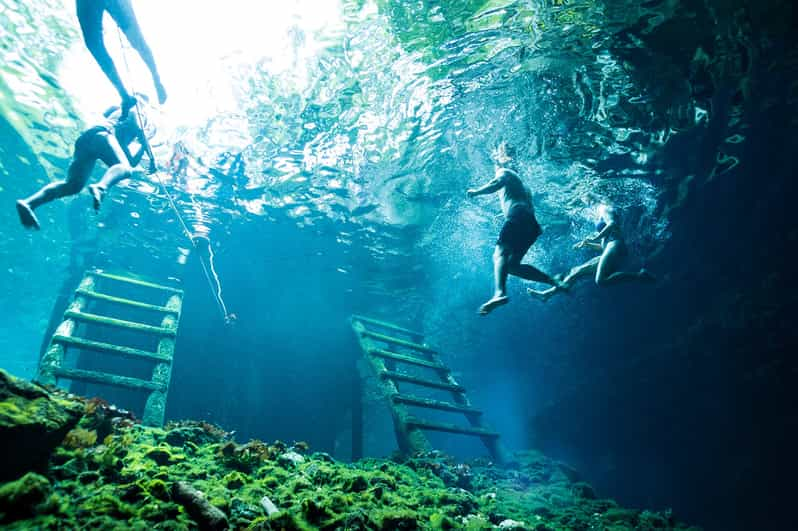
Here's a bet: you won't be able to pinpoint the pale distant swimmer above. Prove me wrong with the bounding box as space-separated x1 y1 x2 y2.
467 142 561 315
76 0 167 116
527 202 655 301
16 105 155 230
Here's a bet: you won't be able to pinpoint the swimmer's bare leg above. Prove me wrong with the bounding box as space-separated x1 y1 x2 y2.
602 269 657 284
77 1 134 113
595 241 655 285
88 134 137 211
17 157 96 229
509 263 559 285
528 256 600 301
527 285 559 301
479 245 511 315
108 0 167 104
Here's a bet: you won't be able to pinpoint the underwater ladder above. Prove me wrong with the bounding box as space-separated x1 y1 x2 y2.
37 270 183 427
351 315 509 465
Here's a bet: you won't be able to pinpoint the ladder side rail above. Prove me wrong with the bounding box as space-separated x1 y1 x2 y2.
142 293 182 427
37 276 96 386
352 321 430 456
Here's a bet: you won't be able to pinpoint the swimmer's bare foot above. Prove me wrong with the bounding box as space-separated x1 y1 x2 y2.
155 81 167 105
120 94 137 119
553 273 570 290
89 184 105 211
527 287 555 302
478 295 509 315
639 268 656 283
16 200 40 230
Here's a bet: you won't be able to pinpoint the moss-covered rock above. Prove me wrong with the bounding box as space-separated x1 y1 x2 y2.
0 472 51 522
0 370 82 482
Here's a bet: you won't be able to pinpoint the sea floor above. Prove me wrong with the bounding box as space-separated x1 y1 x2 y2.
0 370 697 530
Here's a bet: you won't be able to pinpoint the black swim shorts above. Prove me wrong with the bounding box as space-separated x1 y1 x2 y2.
497 206 542 257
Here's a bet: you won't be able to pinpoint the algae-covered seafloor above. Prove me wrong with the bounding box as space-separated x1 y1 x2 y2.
0 370 697 530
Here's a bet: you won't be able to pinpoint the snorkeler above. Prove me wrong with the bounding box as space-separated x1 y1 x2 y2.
76 0 167 116
467 142 560 315
527 203 655 301
16 104 155 230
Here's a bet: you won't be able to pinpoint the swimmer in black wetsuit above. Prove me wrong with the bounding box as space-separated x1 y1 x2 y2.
76 0 167 116
16 105 155 230
467 142 560 315
527 203 655 301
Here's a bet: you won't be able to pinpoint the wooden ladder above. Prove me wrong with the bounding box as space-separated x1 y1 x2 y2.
351 315 509 464
37 270 183 427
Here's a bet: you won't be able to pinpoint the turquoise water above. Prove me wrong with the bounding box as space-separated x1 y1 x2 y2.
2 0 796 529
0 0 685 371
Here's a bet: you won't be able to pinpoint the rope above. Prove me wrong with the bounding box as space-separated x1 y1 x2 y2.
114 27 233 323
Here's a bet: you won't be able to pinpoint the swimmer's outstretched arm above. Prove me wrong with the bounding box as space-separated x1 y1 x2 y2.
467 170 507 197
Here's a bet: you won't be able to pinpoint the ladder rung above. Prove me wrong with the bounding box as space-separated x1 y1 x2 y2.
362 331 436 354
406 418 499 438
52 335 171 363
380 371 464 392
393 394 482 415
89 271 183 294
54 367 162 392
351 315 424 339
76 289 179 314
64 310 176 336
369 349 446 370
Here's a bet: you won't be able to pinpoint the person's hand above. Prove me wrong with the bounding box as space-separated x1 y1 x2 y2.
573 240 587 250
466 189 477 198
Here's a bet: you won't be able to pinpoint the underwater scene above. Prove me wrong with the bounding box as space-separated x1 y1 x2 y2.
1 0 796 529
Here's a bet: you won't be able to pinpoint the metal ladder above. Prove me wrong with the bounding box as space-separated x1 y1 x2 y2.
351 315 509 464
37 270 183 426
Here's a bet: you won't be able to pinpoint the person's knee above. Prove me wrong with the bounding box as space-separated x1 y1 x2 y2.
114 163 134 175
506 260 522 273
81 30 105 53
59 180 84 197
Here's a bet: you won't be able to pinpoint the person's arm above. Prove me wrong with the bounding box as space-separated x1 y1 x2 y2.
574 240 603 251
467 169 506 198
585 221 615 243
120 141 142 167
122 127 156 172
138 128 157 174
586 208 620 243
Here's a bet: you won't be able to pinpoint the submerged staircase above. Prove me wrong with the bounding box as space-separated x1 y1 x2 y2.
351 315 509 464
37 270 183 426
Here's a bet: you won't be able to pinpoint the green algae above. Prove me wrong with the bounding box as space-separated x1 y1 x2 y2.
0 374 700 530
0 472 51 522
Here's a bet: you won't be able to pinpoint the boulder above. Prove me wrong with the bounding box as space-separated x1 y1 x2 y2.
0 370 82 481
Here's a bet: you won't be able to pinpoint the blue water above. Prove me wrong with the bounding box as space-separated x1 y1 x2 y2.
2 1 797 529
